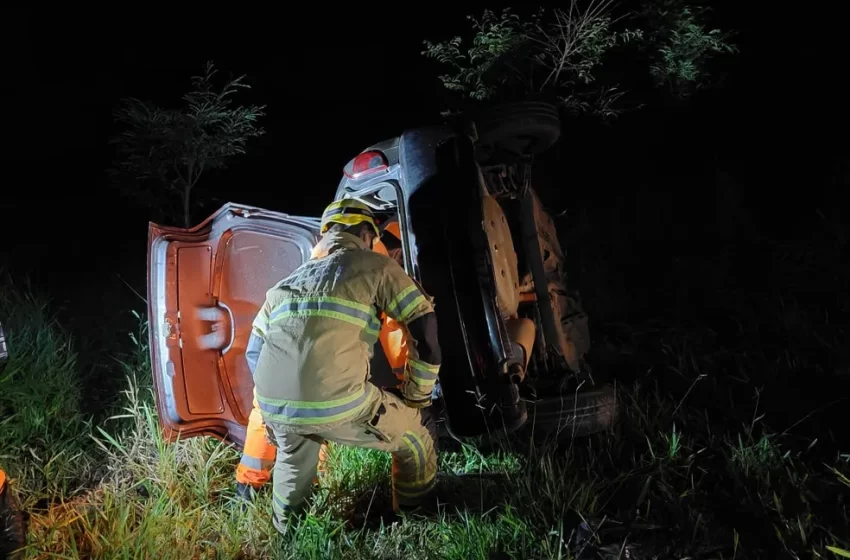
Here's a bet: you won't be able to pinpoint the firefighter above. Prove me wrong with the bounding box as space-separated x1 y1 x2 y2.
1 324 25 559
375 221 409 384
234 221 410 500
1 471 26 559
248 199 441 531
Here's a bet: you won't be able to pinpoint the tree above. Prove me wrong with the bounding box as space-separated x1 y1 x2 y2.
642 0 737 98
110 61 266 227
422 0 736 117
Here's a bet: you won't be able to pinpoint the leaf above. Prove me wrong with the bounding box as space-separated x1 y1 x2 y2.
827 546 850 558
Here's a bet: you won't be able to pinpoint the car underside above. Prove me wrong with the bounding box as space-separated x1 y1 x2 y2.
335 107 617 441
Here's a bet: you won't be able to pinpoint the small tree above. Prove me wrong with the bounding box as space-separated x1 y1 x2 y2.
422 0 736 117
641 0 737 98
110 61 266 227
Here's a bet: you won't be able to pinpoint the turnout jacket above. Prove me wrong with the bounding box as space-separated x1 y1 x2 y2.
249 231 440 431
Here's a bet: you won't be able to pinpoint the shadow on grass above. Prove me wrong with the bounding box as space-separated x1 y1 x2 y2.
348 471 518 531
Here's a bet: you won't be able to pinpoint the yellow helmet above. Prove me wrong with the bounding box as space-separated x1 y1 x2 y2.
320 198 380 236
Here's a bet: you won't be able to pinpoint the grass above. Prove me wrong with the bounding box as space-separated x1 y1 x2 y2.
1 278 849 559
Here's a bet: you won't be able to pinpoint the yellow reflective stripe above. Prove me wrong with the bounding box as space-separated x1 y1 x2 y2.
257 385 373 425
396 429 435 499
408 358 439 373
277 295 374 314
273 488 292 511
400 429 435 487
387 285 416 311
268 297 380 336
408 358 439 384
386 284 428 323
399 296 428 322
401 431 422 483
252 308 269 337
395 479 437 498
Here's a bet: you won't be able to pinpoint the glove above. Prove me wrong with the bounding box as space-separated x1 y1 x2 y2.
403 395 432 409
385 386 431 409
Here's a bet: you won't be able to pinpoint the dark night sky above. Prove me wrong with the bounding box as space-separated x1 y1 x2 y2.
0 6 845 311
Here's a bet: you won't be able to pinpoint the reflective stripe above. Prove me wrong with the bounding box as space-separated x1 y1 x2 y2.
320 201 379 235
408 358 439 384
273 488 292 512
269 296 381 337
323 206 372 219
257 385 373 425
239 454 275 471
395 477 437 498
400 430 433 487
252 307 270 338
386 284 427 323
396 430 435 500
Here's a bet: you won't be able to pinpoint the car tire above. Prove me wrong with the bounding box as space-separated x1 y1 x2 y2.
470 101 562 165
522 384 619 440
435 384 618 443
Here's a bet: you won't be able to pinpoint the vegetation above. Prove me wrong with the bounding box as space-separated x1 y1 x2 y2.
1 259 848 558
109 61 266 228
422 0 737 116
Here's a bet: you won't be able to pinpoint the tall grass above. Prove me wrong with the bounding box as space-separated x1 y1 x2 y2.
0 284 95 501
1 281 849 558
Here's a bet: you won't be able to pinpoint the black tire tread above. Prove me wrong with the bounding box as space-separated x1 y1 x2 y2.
524 384 618 439
470 101 562 164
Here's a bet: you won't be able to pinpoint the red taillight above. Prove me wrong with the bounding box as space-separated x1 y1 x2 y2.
343 150 388 180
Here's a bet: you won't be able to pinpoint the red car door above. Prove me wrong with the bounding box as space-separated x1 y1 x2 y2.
147 203 320 448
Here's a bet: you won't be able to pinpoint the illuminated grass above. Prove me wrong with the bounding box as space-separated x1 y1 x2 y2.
1 285 849 558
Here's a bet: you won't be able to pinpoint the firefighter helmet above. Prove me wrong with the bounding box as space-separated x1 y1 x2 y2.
320 199 380 237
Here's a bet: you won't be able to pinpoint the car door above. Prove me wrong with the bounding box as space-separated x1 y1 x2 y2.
147 203 320 448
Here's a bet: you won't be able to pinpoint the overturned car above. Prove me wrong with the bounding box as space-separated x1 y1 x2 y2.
146 102 618 448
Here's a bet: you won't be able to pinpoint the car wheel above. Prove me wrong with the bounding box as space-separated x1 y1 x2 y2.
522 384 619 440
470 101 562 165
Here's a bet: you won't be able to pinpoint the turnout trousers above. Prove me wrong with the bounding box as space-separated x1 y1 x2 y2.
236 389 329 488
262 388 437 532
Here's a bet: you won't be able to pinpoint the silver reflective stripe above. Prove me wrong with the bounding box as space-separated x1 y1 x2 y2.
269 297 381 336
257 384 373 425
239 454 274 471
386 285 427 323
408 358 439 384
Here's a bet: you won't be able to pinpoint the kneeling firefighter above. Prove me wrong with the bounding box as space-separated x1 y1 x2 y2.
247 199 441 530
234 220 411 498
0 469 26 560
1 322 26 559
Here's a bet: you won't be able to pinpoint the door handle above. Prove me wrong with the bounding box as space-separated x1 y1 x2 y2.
217 300 236 355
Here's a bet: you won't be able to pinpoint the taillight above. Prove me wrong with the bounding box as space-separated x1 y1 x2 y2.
343 150 388 180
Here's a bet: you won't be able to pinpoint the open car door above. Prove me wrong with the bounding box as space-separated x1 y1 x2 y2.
147 203 320 448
